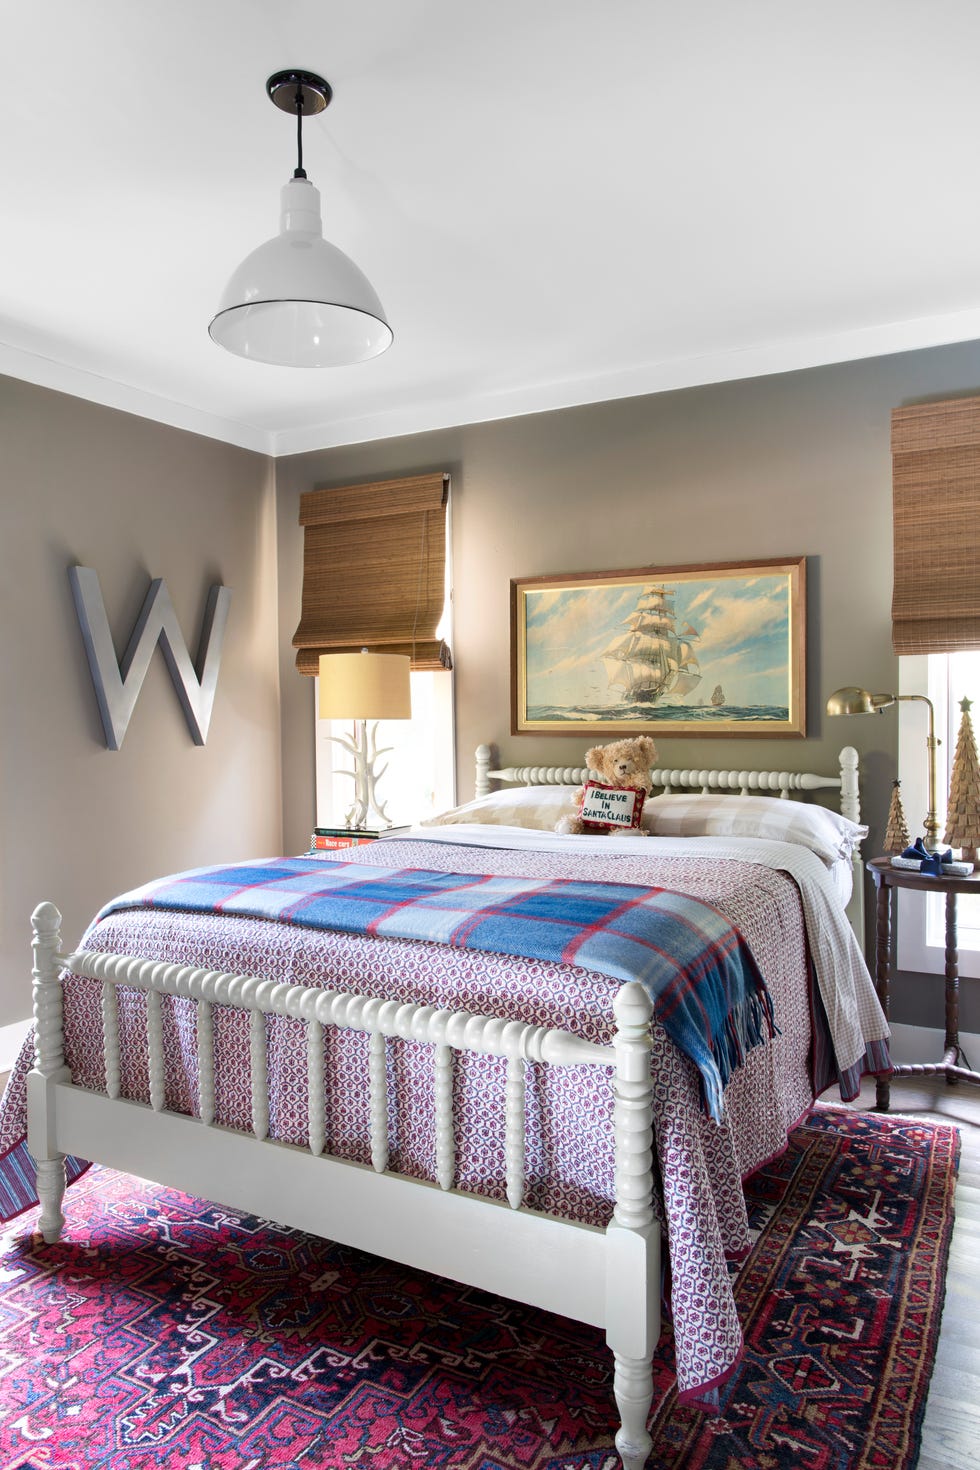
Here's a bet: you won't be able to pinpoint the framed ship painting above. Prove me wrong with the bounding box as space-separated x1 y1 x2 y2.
511 557 806 737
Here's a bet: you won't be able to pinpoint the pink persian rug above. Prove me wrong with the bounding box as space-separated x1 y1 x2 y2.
0 1107 958 1469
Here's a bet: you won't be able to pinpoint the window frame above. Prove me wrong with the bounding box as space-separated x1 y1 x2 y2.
314 669 457 833
897 653 980 978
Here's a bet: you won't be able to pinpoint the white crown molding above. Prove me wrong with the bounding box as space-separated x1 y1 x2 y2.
0 343 272 456
6 304 980 461
270 305 980 455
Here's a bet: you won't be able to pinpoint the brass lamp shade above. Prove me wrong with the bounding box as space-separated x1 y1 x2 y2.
318 652 411 721
825 686 896 717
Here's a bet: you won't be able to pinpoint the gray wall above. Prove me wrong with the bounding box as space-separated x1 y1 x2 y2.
5 339 976 1039
276 339 980 1032
1 375 282 1032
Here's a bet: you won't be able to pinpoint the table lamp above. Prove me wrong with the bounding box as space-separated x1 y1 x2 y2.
318 650 412 829
826 685 940 848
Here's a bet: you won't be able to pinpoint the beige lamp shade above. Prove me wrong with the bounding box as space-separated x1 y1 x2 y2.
318 651 411 721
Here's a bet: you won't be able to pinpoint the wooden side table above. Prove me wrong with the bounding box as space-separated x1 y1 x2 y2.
867 856 980 1111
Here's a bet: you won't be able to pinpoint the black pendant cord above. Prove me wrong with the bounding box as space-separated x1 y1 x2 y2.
294 86 307 180
266 71 331 176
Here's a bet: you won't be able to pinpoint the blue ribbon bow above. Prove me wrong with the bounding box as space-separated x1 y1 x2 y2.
901 837 954 876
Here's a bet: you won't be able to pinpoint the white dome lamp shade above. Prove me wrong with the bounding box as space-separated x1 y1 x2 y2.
209 70 393 368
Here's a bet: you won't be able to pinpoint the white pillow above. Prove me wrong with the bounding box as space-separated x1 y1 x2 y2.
644 793 867 866
422 786 577 830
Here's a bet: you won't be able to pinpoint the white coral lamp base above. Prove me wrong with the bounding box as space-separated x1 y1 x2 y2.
327 719 395 829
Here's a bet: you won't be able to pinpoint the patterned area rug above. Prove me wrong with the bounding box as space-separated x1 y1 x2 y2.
0 1107 958 1470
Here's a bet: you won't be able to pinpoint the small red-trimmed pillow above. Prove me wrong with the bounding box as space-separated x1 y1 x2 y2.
578 781 647 833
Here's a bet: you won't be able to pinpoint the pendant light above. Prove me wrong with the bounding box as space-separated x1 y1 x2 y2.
209 70 392 368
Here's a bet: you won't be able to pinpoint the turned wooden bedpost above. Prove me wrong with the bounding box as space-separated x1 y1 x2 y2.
475 743 493 799
607 981 658 1470
28 902 70 1243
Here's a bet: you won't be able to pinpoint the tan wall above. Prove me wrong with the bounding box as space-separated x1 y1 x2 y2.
13 342 975 1046
276 339 980 1031
0 376 282 1032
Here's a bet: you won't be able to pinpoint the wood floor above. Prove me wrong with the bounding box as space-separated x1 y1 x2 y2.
0 1071 974 1466
848 1074 980 1470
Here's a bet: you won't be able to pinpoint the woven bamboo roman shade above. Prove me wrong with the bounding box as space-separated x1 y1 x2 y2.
891 397 980 655
292 472 451 675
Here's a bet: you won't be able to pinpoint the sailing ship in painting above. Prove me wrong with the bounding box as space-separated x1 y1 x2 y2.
601 585 702 705
520 568 795 729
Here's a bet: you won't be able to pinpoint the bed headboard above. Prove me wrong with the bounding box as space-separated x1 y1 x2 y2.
475 744 861 818
473 743 866 952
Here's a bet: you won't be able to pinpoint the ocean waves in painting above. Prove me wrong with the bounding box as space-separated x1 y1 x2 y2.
526 703 790 725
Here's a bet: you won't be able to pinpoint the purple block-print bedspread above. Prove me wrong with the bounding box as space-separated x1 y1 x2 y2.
0 837 877 1403
97 855 776 1122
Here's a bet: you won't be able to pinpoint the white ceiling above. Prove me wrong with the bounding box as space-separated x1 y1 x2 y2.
4 1 980 457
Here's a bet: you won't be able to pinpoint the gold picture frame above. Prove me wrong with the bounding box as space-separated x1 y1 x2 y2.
511 557 806 737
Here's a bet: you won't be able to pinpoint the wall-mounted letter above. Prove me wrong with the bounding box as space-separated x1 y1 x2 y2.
69 566 232 749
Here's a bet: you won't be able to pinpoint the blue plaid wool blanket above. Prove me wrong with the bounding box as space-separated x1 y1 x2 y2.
98 857 776 1121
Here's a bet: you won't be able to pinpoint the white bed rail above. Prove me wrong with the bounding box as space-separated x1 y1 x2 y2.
476 742 861 818
28 901 660 1470
58 937 612 1178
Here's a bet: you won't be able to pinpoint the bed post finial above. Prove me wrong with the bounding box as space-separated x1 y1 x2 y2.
839 745 861 825
611 981 655 1233
608 981 657 1470
475 744 493 799
32 903 64 1078
30 901 69 1243
837 746 867 957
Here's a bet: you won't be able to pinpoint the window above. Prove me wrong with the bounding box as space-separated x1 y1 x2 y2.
293 472 452 672
292 471 456 832
897 652 980 978
315 669 455 829
890 396 980 981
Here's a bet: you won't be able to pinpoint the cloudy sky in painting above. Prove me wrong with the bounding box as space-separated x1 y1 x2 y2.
523 573 792 711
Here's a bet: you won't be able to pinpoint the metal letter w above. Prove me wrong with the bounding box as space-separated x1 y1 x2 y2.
69 566 232 749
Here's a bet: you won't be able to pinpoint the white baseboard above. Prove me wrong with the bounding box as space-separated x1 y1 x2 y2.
0 1018 33 1074
887 1021 980 1069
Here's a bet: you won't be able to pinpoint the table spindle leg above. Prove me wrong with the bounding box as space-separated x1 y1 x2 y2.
944 890 960 1082
874 881 892 1112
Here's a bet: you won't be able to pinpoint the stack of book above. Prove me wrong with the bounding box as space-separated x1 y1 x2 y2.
308 825 411 852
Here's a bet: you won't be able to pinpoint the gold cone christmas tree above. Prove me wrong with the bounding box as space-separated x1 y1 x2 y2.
883 780 911 854
944 697 980 865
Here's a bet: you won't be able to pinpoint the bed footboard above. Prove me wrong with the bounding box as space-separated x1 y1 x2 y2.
28 900 660 1470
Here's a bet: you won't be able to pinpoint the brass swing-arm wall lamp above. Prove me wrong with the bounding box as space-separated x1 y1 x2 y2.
826 686 940 848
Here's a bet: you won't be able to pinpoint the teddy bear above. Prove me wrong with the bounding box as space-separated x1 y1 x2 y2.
555 735 658 835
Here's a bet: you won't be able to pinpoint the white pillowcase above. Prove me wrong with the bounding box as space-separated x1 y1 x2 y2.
423 786 867 868
423 786 577 830
644 793 867 866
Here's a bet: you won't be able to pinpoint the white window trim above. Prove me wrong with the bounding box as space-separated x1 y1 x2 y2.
314 670 457 833
312 491 456 835
897 654 980 980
